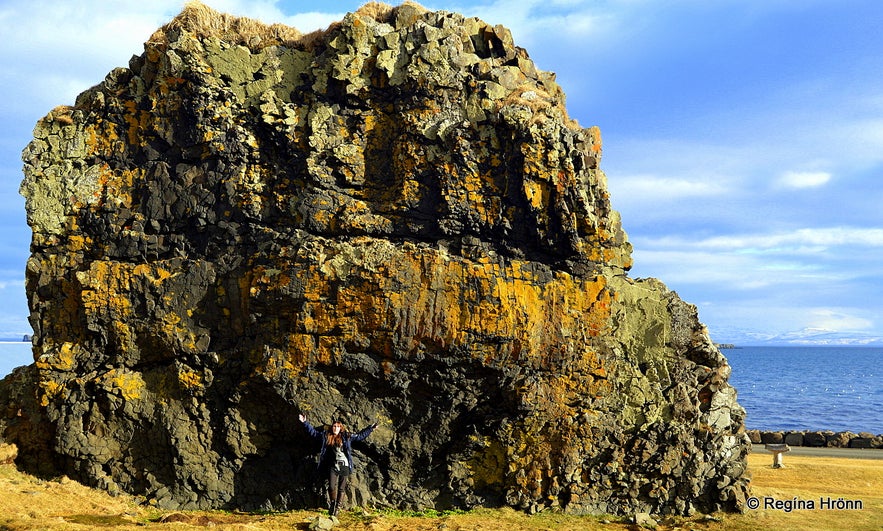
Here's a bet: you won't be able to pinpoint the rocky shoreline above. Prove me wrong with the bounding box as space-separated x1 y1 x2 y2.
748 429 883 449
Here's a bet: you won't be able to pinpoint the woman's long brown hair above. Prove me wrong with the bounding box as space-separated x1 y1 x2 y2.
326 424 345 447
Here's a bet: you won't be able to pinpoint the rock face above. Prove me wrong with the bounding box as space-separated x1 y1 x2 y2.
5 1 749 515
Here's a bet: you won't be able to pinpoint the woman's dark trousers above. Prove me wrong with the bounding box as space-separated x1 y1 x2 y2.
328 470 348 516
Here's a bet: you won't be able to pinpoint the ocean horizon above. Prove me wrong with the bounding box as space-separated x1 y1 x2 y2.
2 343 881 434
725 345 883 435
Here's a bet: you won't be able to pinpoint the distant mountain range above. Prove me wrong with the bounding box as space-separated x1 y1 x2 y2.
710 326 883 346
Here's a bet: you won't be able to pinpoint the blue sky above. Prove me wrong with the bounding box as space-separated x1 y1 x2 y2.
1 0 882 347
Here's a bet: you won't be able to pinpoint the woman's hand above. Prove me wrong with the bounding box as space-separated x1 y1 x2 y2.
298 414 306 423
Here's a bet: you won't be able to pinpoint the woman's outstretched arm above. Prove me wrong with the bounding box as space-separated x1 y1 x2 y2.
351 422 378 442
299 413 323 439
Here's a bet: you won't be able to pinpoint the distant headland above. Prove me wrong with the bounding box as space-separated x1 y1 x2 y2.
0 336 31 343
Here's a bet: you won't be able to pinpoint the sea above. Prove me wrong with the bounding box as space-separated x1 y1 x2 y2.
0 341 32 380
1 342 881 434
725 346 883 435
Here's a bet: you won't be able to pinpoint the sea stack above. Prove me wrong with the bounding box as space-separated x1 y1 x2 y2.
5 1 749 514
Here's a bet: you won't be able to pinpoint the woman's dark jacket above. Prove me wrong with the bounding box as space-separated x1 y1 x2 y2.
302 421 376 474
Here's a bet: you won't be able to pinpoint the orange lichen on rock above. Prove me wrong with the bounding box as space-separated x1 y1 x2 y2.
84 119 124 157
240 241 614 378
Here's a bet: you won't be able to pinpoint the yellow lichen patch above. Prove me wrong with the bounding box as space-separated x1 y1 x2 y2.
501 420 554 498
122 100 151 147
132 263 177 285
38 379 63 407
585 286 612 338
147 79 185 136
95 166 138 210
75 260 209 355
34 342 78 372
344 246 611 371
160 310 182 332
587 245 613 265
397 179 422 208
249 266 293 293
84 118 124 157
523 178 546 210
158 76 187 96
391 138 424 180
260 333 333 377
65 234 93 254
233 243 614 380
232 164 270 218
178 370 203 390
77 261 135 325
104 369 145 400
287 333 322 372
437 158 504 227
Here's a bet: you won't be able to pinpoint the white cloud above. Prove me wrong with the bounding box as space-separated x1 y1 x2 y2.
645 227 883 252
699 302 880 342
279 12 345 33
218 0 348 32
806 308 873 332
628 226 883 300
696 227 883 253
612 175 728 202
608 178 733 220
630 247 842 291
0 1 181 112
457 0 614 49
835 118 883 165
0 281 18 290
0 1 354 116
0 1 176 54
778 170 831 189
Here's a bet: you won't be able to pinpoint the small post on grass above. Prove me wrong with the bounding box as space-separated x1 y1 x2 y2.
765 444 791 468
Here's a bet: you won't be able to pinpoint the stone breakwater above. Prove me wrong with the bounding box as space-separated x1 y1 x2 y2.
749 430 883 449
3 1 749 515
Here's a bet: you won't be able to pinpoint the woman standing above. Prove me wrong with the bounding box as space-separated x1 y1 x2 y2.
298 413 377 516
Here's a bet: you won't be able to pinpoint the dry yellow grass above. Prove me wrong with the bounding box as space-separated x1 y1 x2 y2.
728 452 883 531
499 84 577 128
146 0 428 52
147 0 303 50
0 443 17 464
354 1 397 23
1 451 881 530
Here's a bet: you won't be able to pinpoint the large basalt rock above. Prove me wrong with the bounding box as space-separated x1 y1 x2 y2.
4 1 749 515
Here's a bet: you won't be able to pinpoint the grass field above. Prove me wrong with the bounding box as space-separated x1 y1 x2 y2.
0 451 880 530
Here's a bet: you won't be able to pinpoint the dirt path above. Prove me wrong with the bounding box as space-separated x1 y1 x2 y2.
752 445 883 460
